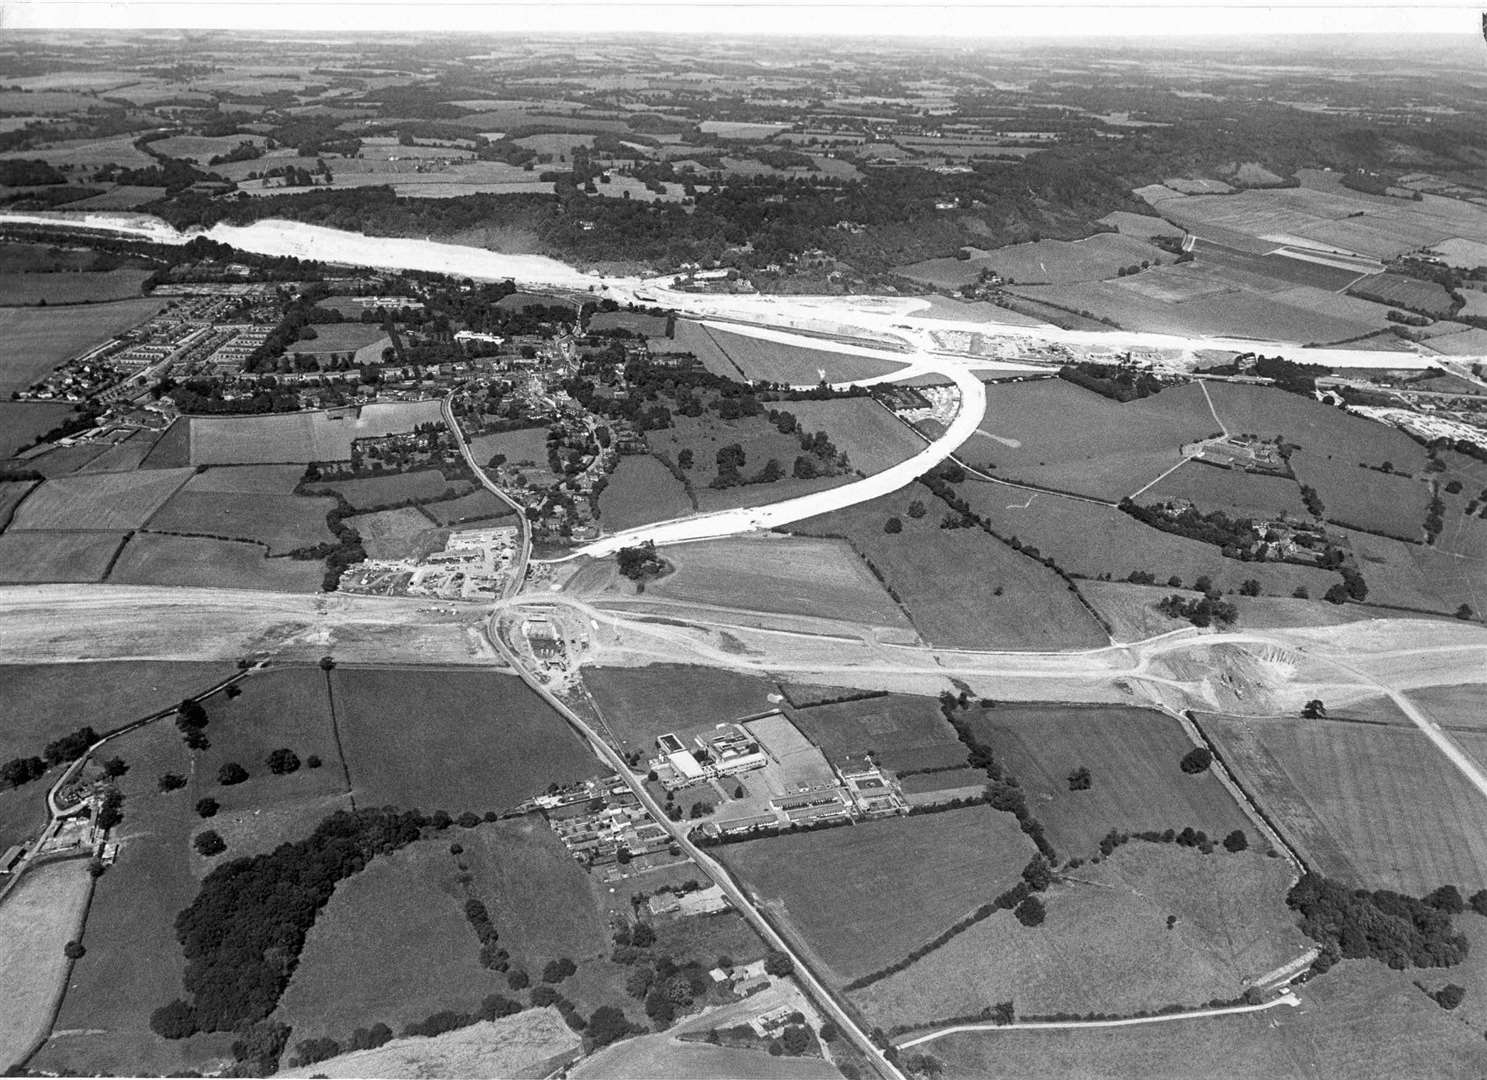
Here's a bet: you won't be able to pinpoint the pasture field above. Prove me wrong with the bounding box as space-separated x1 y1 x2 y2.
75 428 165 473
33 722 237 1077
596 454 693 531
0 784 45 851
573 1036 840 1080
854 845 1306 1029
468 426 555 483
695 473 846 515
303 468 469 508
13 441 109 477
638 535 912 629
669 319 743 378
0 660 232 763
0 402 74 458
697 324 908 385
5 131 155 165
1199 713 1487 893
1205 383 1427 468
791 484 1109 651
783 397 924 474
67 184 167 210
182 464 305 494
419 488 513 526
144 490 338 554
0 529 126 583
331 667 601 811
0 298 161 396
0 269 151 306
1349 271 1457 315
587 309 668 336
0 479 37 530
788 694 968 774
138 417 190 468
967 379 1217 501
10 468 191 531
924 961 1484 1080
1411 683 1487 732
277 1010 581 1080
1077 580 1387 640
1137 461 1309 520
720 806 1035 984
0 858 95 1071
957 480 1343 599
188 401 445 465
344 506 448 560
287 322 388 354
897 232 1169 289
964 705 1253 858
584 663 780 753
1291 451 1430 540
108 533 325 592
645 410 852 500
148 133 266 162
1337 527 1471 615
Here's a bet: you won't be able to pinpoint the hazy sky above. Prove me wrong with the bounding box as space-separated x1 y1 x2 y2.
0 0 1476 37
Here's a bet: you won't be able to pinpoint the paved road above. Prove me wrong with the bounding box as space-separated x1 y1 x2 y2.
894 992 1301 1049
486 613 906 1080
441 391 531 598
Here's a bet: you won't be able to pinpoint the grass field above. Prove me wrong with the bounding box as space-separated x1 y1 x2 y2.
76 428 166 473
1336 527 1471 615
1200 713 1487 893
34 722 236 1077
1291 451 1431 540
792 484 1108 651
277 1010 581 1080
583 663 781 754
963 705 1254 859
854 844 1306 1028
1204 382 1428 470
721 806 1036 983
897 232 1169 289
419 488 513 526
782 398 924 474
11 468 192 530
0 269 151 307
787 694 967 773
1410 683 1487 732
645 411 854 507
0 529 127 583
0 857 94 1071
331 667 601 812
0 659 231 763
188 401 445 465
346 506 450 560
0 478 37 530
144 490 338 554
182 464 306 494
588 309 668 336
138 418 191 469
468 427 554 480
639 535 912 629
688 323 907 385
958 479 1343 600
303 468 468 509
109 533 326 592
1138 461 1309 520
597 454 693 532
288 322 389 355
0 401 75 458
924 960 1483 1080
14 441 110 477
573 1037 842 1080
1349 272 1457 316
0 298 161 396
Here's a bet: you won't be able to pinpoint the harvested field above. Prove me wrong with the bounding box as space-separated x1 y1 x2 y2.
302 468 468 508
0 269 151 306
584 663 780 753
967 379 1217 501
792 484 1108 651
332 668 601 811
144 490 338 554
965 705 1253 858
108 533 325 592
854 845 1307 1029
721 806 1036 983
597 454 693 532
0 298 161 396
1138 461 1309 520
1291 451 1430 540
0 529 126 583
784 398 924 474
926 960 1486 1080
277 1011 581 1080
0 401 74 458
420 488 512 526
696 324 907 385
346 506 449 560
1200 713 1487 892
188 401 445 465
182 464 305 494
788 694 966 774
957 479 1343 599
640 535 912 629
0 858 94 1071
10 468 192 530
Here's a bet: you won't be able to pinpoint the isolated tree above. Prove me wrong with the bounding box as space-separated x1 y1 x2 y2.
193 830 227 857
1179 747 1213 774
1456 604 1474 620
101 756 128 778
1067 766 1091 792
907 499 927 519
764 950 794 977
1222 829 1249 853
1013 896 1046 927
1239 579 1261 597
64 940 86 960
158 772 188 792
266 748 301 775
884 516 903 534
319 655 336 671
780 1025 811 1055
1301 699 1327 719
1433 984 1466 1010
217 762 249 786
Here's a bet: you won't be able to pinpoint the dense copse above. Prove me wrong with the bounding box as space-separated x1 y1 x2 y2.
1156 592 1237 628
1058 363 1167 402
1253 355 1333 396
0 159 66 186
153 807 435 1036
1119 500 1259 558
1288 873 1470 972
